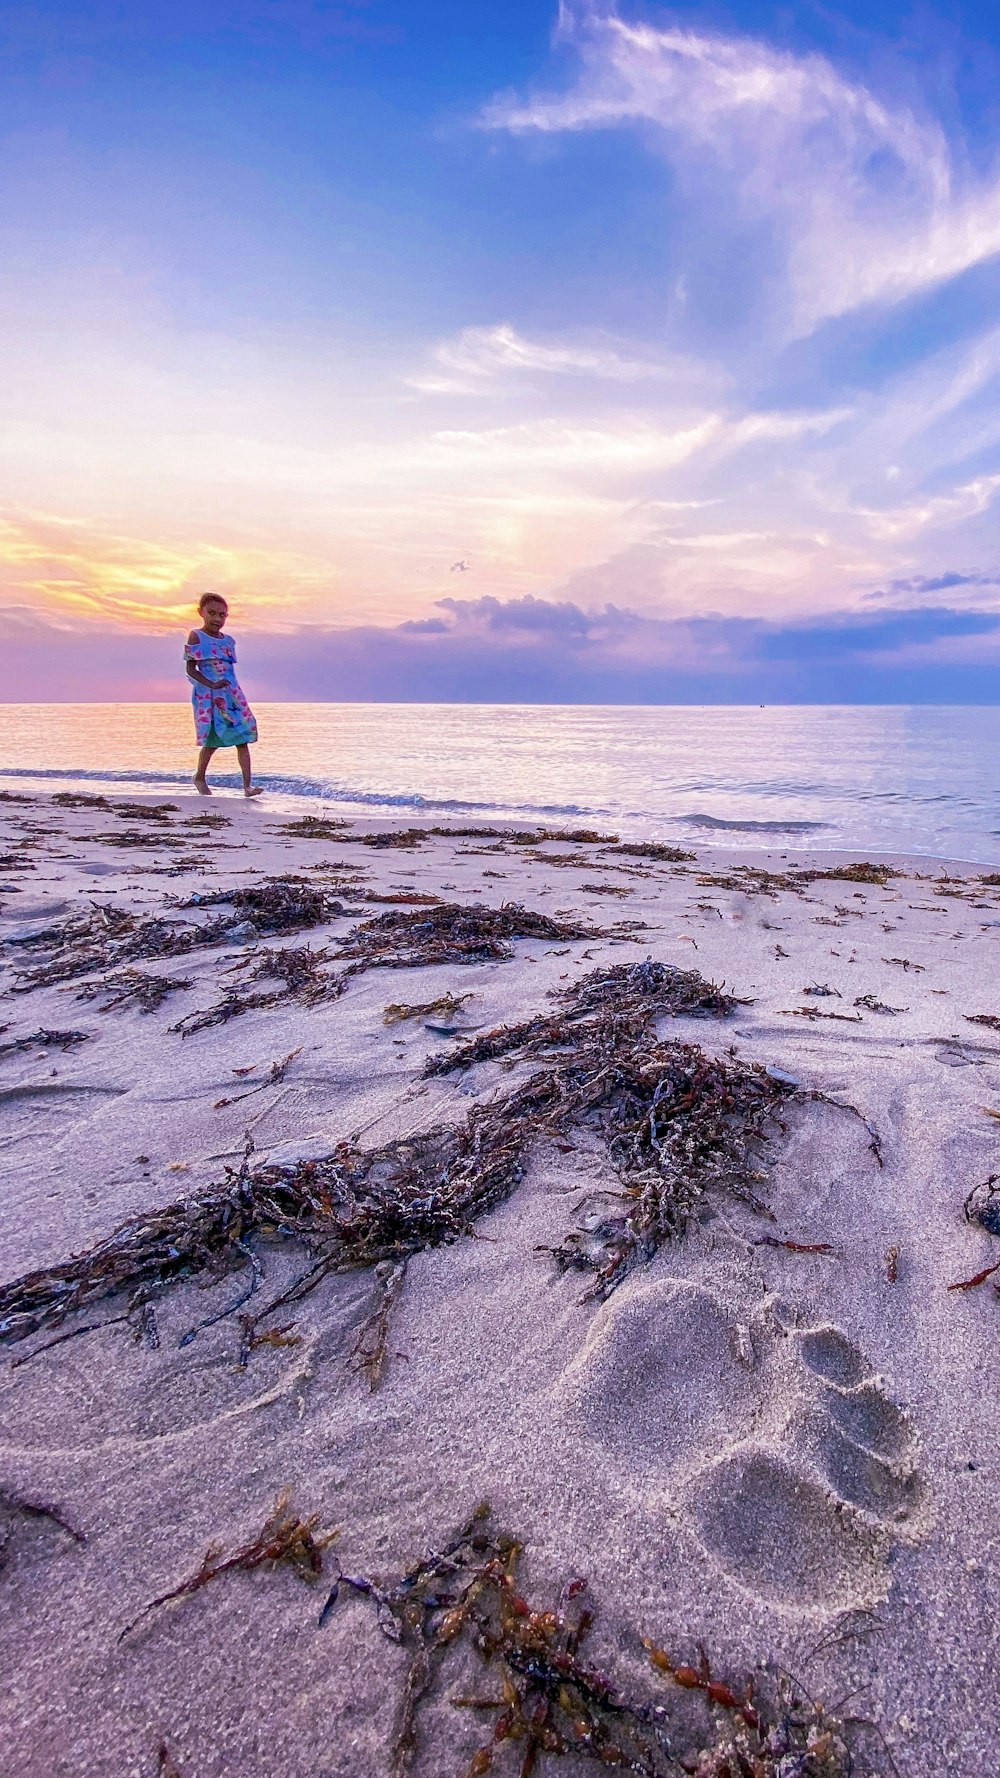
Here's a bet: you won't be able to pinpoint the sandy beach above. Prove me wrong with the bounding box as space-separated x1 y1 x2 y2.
1 787 998 1776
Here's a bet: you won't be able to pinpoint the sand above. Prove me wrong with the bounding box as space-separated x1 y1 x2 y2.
0 789 998 1775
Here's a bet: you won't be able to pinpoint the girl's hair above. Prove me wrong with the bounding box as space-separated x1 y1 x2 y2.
197 591 228 613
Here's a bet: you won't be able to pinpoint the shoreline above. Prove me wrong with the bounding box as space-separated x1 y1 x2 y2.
1 791 999 1774
1 768 998 871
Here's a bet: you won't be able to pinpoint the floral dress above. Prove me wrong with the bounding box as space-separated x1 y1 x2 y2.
184 630 258 748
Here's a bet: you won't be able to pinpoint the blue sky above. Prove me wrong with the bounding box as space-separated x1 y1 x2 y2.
3 0 1000 699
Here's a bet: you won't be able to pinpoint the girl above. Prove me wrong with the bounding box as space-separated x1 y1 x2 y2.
184 592 263 797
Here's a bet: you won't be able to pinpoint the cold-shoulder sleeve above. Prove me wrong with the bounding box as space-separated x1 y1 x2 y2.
184 630 203 662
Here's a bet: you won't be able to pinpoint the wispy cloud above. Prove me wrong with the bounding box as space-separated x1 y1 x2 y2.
483 7 1000 336
407 322 713 393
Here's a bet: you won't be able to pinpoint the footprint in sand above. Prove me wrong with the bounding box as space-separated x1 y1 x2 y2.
555 1280 926 1612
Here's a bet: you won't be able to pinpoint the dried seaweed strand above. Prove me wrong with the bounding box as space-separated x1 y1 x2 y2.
351 1260 408 1389
0 1486 87 1552
76 969 192 1014
384 993 473 1025
119 1492 336 1641
0 1028 90 1058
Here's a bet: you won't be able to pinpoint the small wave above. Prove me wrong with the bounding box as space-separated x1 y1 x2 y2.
0 765 600 822
677 813 830 833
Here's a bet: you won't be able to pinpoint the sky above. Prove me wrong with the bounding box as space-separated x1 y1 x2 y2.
5 0 1000 701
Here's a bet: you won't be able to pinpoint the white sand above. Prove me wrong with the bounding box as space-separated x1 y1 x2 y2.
1 791 999 1774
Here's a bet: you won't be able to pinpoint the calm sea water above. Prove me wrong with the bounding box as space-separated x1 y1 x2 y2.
0 702 997 864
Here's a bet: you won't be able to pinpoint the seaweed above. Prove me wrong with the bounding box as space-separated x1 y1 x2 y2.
364 890 443 907
51 791 110 809
384 992 474 1026
170 945 343 1035
323 1503 852 1777
92 829 187 850
0 1485 87 1568
0 957 852 1352
519 827 617 845
345 829 430 849
184 811 230 829
854 994 907 1015
8 905 196 992
76 968 193 1014
212 1047 301 1110
351 1259 408 1388
963 1174 1000 1239
337 902 594 972
180 876 344 934
9 879 348 996
800 862 902 886
0 790 32 804
695 867 809 897
119 1492 336 1641
429 825 618 846
0 1027 91 1058
780 1007 863 1024
430 826 524 841
171 900 541 1033
965 1013 1000 1033
426 958 744 1078
604 842 695 864
273 815 349 840
112 802 178 821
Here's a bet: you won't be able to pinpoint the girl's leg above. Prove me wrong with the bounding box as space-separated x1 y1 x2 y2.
237 744 263 798
194 744 216 794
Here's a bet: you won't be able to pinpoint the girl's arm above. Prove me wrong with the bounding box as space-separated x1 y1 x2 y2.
186 633 225 689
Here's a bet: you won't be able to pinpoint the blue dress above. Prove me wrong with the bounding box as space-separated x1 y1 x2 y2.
184 631 258 748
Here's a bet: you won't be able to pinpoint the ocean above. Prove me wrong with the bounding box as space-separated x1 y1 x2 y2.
0 702 997 864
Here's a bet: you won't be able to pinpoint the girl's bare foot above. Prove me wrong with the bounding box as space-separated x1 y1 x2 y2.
244 785 264 798
193 777 212 795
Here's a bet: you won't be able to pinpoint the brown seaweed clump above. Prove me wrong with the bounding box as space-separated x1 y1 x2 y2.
111 802 178 821
337 901 594 971
604 841 695 864
7 878 349 995
76 969 194 1015
273 814 349 840
119 1491 336 1641
170 944 344 1036
178 876 342 934
427 959 776 1298
0 958 786 1358
91 829 187 850
168 902 588 1036
798 861 902 887
324 1503 853 1778
0 1027 91 1058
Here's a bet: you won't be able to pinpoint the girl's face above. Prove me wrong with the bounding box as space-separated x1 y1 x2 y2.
201 599 228 635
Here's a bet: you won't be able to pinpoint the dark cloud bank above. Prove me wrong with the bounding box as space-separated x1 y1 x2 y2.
7 595 1000 703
